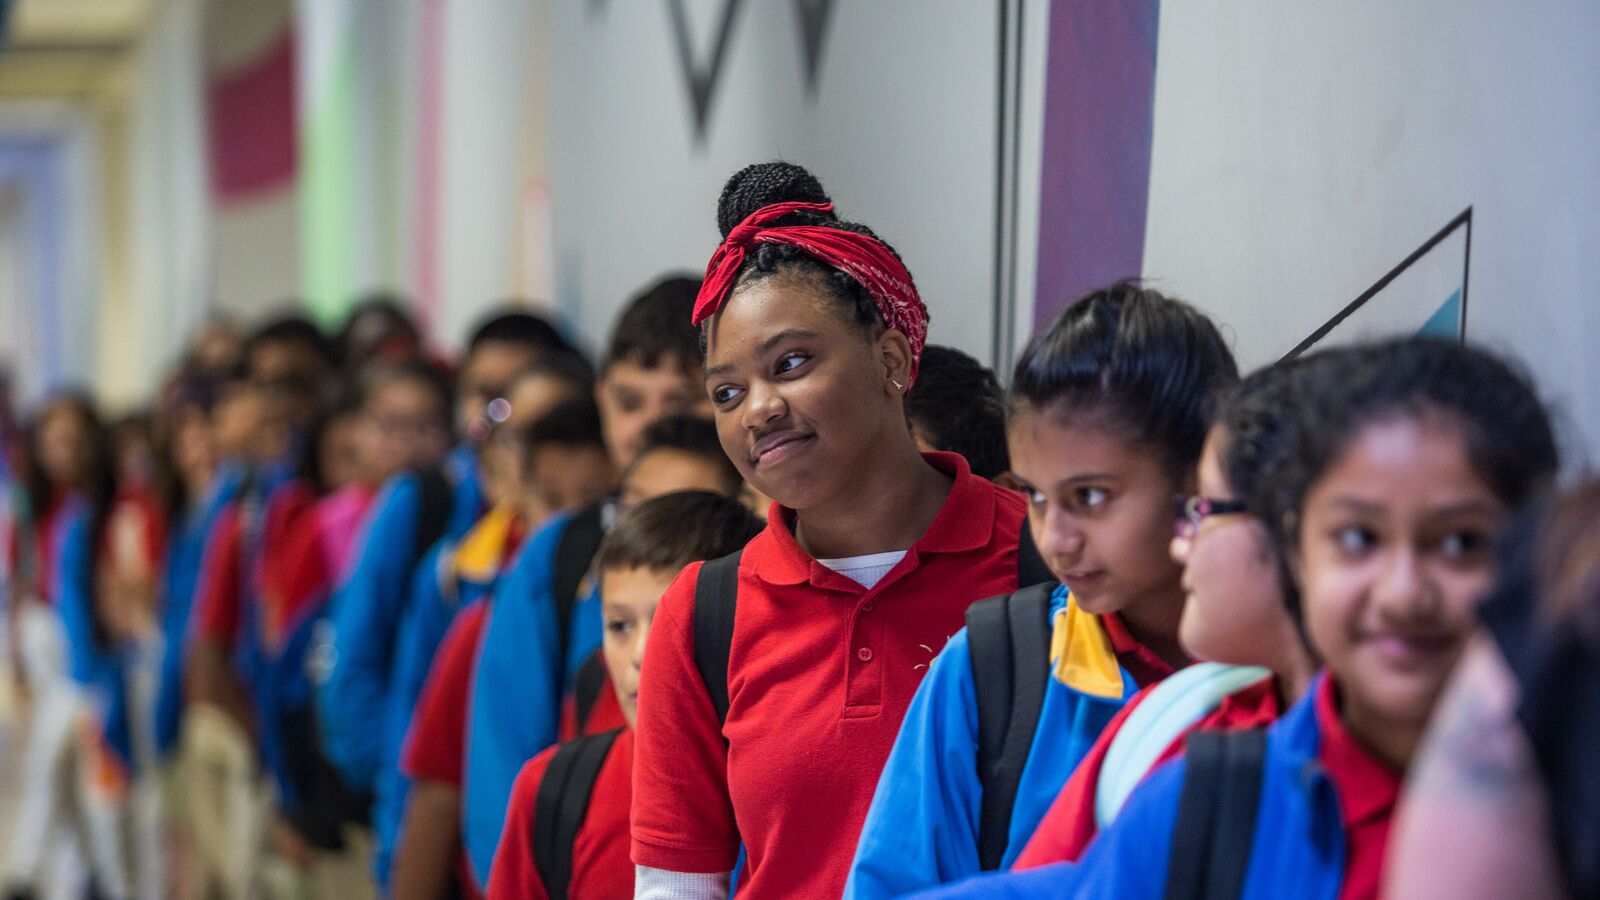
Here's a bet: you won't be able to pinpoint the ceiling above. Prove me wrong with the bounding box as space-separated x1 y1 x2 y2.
5 0 155 49
0 0 156 98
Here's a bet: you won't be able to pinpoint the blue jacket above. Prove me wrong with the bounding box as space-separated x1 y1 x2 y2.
905 675 1347 900
53 499 134 769
845 586 1134 899
461 510 604 886
368 538 453 887
318 448 480 791
154 464 243 756
224 463 298 695
372 505 520 888
238 480 335 818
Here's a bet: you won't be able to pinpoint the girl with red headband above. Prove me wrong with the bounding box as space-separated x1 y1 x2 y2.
628 161 1045 899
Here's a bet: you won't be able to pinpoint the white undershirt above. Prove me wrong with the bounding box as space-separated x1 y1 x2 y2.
816 550 909 590
635 866 730 899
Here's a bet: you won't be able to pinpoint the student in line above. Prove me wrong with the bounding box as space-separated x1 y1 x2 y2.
844 282 1238 897
372 355 597 884
395 409 734 899
904 344 1012 484
1387 478 1600 899
249 363 454 895
924 337 1560 900
463 277 712 887
319 310 573 805
487 491 764 900
332 361 457 571
628 161 1041 899
1010 357 1324 868
3 393 127 900
184 317 334 900
560 414 747 742
390 400 611 900
150 376 231 766
334 294 426 371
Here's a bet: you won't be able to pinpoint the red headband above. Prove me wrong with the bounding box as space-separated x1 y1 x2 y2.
692 200 929 385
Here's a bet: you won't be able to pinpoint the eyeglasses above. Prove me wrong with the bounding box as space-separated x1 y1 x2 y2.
1173 495 1251 539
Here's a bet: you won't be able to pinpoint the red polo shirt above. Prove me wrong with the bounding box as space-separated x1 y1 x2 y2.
258 486 328 651
488 728 635 900
403 600 490 785
1315 677 1401 900
1016 676 1283 868
196 484 315 647
1100 611 1181 690
195 504 245 643
403 600 491 900
631 452 1031 899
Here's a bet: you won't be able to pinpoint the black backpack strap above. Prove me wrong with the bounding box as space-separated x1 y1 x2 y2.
552 503 607 669
693 550 743 725
968 581 1056 870
1164 729 1268 900
412 466 455 564
572 650 608 734
1015 517 1054 588
533 728 623 900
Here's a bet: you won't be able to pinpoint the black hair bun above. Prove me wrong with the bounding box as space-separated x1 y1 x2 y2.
716 161 835 239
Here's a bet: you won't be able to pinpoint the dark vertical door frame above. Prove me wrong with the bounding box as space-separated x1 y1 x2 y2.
992 0 1026 374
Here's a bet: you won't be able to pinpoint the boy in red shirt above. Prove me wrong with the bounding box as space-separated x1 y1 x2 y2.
393 400 614 900
489 491 763 900
396 416 745 899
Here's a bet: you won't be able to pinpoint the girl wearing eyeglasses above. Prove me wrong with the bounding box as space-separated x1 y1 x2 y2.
1005 356 1326 870
910 337 1561 900
845 283 1239 897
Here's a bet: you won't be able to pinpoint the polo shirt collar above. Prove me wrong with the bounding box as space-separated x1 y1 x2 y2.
1313 676 1402 828
751 451 999 587
1101 611 1181 688
453 503 520 585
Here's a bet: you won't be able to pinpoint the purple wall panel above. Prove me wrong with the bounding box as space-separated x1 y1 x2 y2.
1033 0 1160 326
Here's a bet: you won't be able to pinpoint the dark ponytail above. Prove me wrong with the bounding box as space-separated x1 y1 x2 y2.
1010 280 1239 475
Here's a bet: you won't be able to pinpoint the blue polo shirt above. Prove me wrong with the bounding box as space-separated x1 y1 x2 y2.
318 447 480 791
461 508 606 886
845 585 1171 898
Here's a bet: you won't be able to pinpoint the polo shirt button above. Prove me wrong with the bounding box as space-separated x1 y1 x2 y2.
857 647 873 662
862 601 874 613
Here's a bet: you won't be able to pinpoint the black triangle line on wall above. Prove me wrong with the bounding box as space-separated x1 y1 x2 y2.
793 0 837 97
1279 206 1473 362
666 0 750 142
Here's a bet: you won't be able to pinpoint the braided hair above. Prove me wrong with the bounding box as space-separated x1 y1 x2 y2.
711 161 911 339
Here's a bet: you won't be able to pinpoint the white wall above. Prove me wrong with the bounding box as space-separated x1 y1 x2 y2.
545 0 1004 363
1141 0 1600 465
125 0 208 388
435 0 542 346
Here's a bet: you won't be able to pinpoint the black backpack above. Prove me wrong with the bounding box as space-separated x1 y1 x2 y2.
532 728 624 900
966 580 1057 870
571 650 610 735
551 502 607 684
1162 729 1268 900
692 518 1054 726
412 465 456 568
